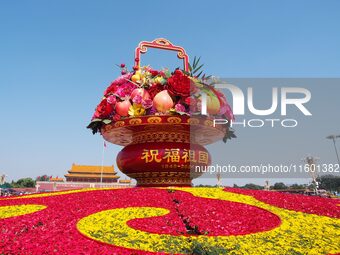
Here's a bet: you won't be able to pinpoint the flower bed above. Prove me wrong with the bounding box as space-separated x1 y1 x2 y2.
224 187 340 218
0 188 339 254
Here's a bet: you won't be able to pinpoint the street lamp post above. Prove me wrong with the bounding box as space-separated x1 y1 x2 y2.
0 174 6 185
326 135 340 165
302 156 319 195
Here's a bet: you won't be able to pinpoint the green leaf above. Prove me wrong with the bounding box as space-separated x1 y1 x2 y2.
222 129 237 143
193 64 204 74
196 70 203 78
196 57 201 69
192 56 197 68
87 121 102 135
102 119 112 124
193 56 201 69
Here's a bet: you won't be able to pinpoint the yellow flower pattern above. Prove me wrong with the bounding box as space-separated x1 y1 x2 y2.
77 188 340 254
1 188 339 254
0 204 46 219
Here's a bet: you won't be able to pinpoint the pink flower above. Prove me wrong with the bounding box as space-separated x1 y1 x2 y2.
175 103 186 112
106 95 117 105
132 95 143 104
184 97 199 112
159 70 166 77
115 82 136 99
224 103 234 121
112 113 121 121
142 99 153 109
104 73 133 95
146 106 157 115
212 89 235 120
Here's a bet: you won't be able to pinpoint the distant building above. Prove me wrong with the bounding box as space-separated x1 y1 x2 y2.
119 179 132 184
35 164 134 192
64 164 119 183
49 177 64 182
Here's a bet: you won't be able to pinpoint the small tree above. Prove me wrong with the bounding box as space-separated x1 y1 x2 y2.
0 182 12 188
317 175 340 192
272 182 288 190
290 184 305 190
243 183 263 190
13 178 36 188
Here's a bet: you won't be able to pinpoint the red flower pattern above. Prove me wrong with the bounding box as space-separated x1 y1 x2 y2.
1 188 339 254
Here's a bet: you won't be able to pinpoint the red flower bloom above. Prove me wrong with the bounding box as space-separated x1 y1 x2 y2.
1 188 339 253
93 98 113 119
149 70 159 76
148 84 164 99
115 81 136 98
225 187 340 218
106 95 117 105
112 113 121 121
184 97 199 112
167 70 190 97
184 97 191 105
104 73 132 96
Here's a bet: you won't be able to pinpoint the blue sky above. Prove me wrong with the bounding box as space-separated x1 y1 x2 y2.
0 0 340 185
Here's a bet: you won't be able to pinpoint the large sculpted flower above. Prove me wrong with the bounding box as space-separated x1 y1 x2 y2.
167 70 191 97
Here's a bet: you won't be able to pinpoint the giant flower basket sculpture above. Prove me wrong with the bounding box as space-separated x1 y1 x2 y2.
88 38 235 186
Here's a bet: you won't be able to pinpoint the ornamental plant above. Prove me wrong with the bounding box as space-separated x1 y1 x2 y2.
87 57 236 141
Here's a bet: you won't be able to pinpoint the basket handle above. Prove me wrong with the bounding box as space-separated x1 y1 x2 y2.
134 38 189 72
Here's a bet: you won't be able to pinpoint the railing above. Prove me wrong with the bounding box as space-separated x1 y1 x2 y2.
36 181 135 192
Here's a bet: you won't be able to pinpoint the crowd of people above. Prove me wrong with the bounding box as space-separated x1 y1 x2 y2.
0 188 33 197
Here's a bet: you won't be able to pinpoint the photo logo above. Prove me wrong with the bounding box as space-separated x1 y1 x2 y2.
200 83 312 128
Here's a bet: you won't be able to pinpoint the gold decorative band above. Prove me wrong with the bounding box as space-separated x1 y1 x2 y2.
136 177 191 186
132 131 190 143
127 172 192 186
128 171 190 178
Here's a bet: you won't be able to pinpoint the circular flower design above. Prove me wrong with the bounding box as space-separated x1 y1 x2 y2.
1 188 339 254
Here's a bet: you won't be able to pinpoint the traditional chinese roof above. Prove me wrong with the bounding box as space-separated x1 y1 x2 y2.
50 177 64 182
65 164 119 180
68 164 117 174
65 173 119 179
119 179 132 183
